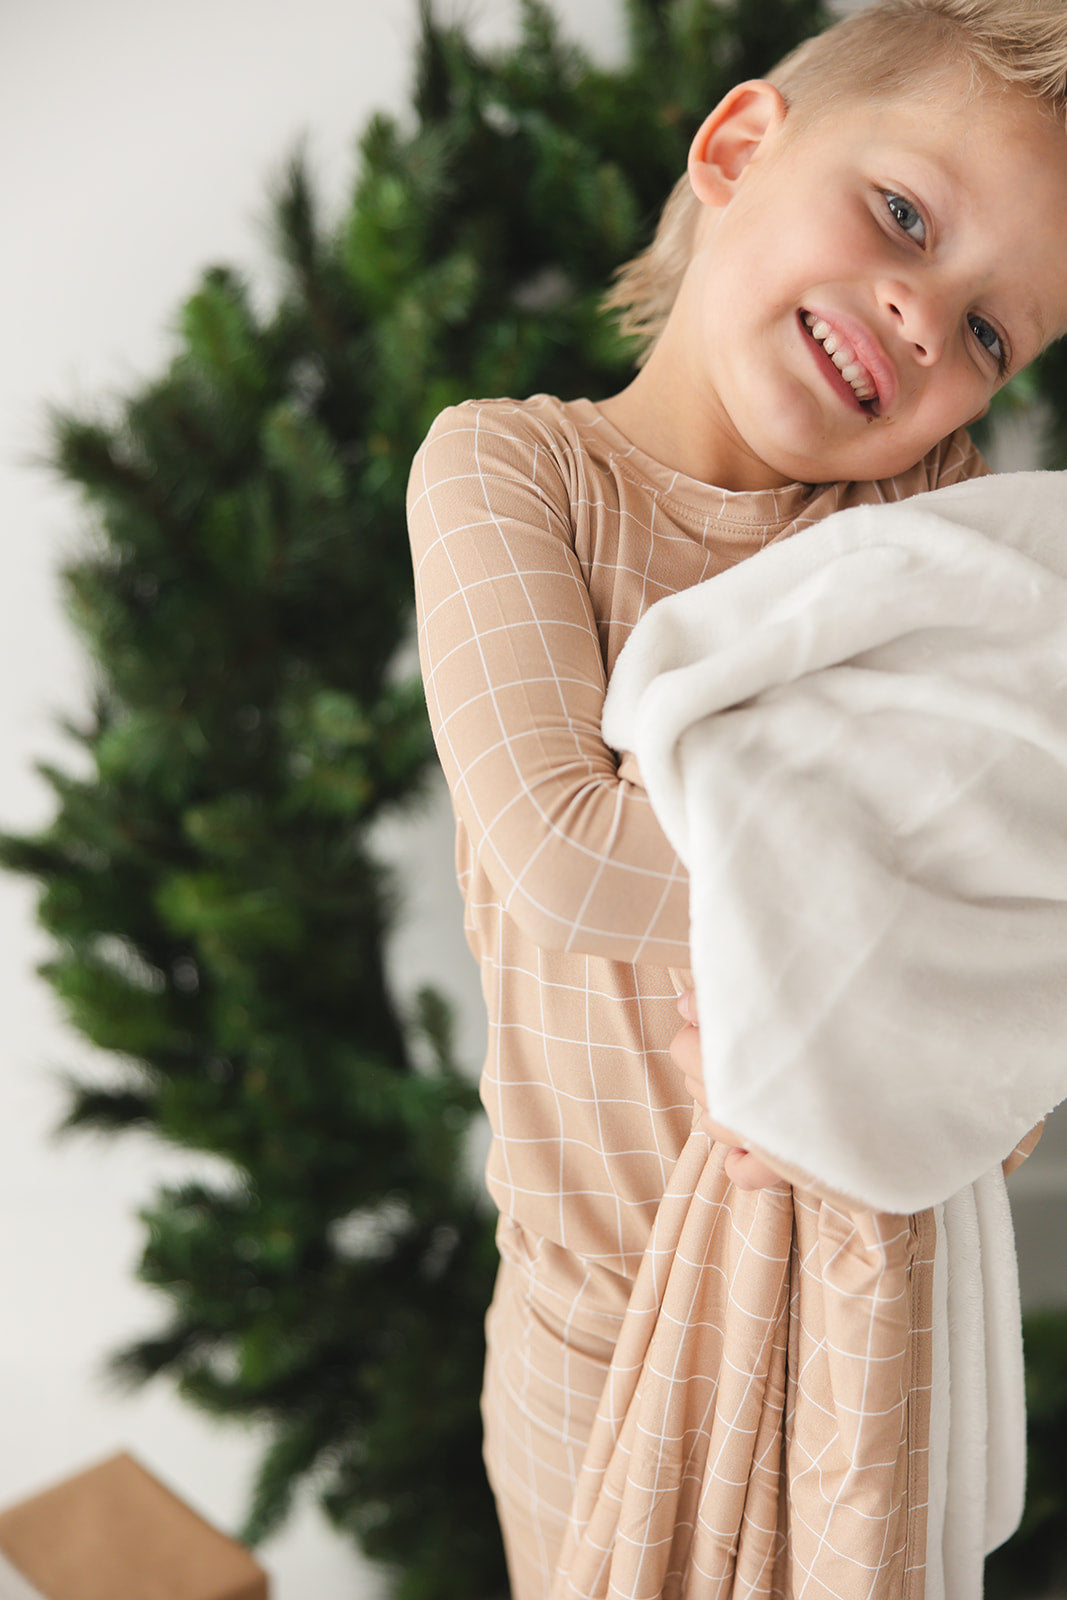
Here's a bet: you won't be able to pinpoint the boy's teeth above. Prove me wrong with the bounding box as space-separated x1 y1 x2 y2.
802 313 877 403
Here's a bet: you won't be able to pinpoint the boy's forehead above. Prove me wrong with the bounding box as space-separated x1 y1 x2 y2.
790 55 1060 154
797 68 1067 199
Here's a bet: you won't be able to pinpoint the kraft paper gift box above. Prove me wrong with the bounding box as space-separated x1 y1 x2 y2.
0 1452 268 1600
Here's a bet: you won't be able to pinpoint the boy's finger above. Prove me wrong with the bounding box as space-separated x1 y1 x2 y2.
676 988 699 1025
683 1072 708 1109
724 1146 788 1192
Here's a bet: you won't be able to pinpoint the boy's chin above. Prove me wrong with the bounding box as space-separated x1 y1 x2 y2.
759 431 949 489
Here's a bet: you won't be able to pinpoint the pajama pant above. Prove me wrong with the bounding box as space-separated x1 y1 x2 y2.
479 1147 932 1600
482 1220 628 1600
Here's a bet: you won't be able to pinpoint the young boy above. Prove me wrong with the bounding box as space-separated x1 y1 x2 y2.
407 2 1067 1595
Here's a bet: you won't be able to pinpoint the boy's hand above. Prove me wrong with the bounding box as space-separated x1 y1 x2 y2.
671 990 787 1192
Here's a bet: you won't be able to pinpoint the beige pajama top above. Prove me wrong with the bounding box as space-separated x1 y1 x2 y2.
407 393 985 1598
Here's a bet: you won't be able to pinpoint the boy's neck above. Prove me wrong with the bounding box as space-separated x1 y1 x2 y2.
599 332 803 493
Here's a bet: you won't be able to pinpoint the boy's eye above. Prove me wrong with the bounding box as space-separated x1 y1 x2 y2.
885 192 926 245
968 314 1006 370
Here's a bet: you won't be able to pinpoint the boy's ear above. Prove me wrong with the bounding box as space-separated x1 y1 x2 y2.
688 80 788 205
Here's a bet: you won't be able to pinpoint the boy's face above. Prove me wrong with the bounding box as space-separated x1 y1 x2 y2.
675 69 1067 491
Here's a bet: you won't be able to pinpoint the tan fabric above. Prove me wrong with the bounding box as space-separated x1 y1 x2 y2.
486 1159 936 1600
554 1145 935 1600
407 393 984 1598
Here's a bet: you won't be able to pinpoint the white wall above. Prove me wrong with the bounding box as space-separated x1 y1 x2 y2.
0 2 621 1595
3 3 1066 1596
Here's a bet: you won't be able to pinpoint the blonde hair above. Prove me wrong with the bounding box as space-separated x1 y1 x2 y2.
605 0 1067 362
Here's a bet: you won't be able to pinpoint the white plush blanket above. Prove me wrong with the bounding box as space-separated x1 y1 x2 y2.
603 471 1067 1215
602 470 1067 1590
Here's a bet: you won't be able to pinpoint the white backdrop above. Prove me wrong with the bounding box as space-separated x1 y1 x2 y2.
0 3 622 1595
2 3 1065 1596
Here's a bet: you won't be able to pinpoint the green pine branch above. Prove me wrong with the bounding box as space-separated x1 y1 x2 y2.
7 2 1066 1597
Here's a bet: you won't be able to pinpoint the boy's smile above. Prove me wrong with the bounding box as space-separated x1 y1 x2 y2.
799 310 889 413
608 69 1067 492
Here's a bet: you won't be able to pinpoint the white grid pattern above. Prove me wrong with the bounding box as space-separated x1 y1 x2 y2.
407 393 980 1597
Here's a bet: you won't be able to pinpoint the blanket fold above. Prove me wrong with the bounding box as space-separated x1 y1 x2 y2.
602 471 1067 1215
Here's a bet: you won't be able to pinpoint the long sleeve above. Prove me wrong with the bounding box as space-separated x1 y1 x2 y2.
407 401 691 966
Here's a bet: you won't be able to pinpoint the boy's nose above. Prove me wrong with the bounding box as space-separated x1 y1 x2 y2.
877 280 947 364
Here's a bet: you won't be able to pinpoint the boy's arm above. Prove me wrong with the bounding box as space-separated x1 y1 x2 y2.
407 402 690 966
671 993 790 1192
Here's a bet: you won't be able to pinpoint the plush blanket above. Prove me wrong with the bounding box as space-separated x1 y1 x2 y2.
598 470 1067 1595
603 471 1067 1214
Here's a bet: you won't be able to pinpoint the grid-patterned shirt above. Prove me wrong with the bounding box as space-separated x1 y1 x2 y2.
408 395 988 1599
407 393 983 1280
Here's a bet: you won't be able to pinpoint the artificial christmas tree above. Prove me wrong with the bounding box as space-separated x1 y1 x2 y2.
4 2 1067 1597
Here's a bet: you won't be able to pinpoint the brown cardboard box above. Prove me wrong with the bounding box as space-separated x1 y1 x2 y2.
0 1452 268 1600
